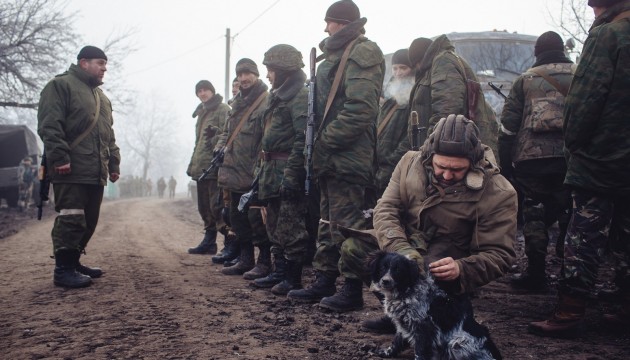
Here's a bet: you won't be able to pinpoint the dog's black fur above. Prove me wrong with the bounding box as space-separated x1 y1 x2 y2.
367 251 502 360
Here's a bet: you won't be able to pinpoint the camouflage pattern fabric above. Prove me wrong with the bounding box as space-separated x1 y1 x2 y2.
196 179 223 232
265 197 309 262
375 98 410 193
559 190 630 297
339 232 379 282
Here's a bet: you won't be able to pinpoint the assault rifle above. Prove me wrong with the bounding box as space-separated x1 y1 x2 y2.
198 148 225 181
410 111 420 151
304 47 317 196
238 175 259 212
488 82 508 100
37 152 50 220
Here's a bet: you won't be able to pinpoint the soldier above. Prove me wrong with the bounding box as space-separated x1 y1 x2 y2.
215 58 271 279
250 45 310 295
157 177 166 198
529 0 630 337
407 35 499 156
498 31 574 292
287 0 385 312
375 48 414 197
186 80 230 255
228 77 239 106
17 156 36 210
37 45 121 288
167 176 177 199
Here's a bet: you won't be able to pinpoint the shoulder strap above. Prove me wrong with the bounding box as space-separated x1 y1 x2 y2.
225 91 268 149
70 89 101 150
377 104 399 138
528 67 569 97
612 10 630 22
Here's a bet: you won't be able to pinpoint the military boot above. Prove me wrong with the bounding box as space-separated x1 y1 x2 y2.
271 260 303 295
76 253 103 278
53 250 92 288
224 256 240 267
212 232 239 264
511 256 548 292
319 278 364 312
222 242 255 276
188 230 218 255
287 271 336 303
253 255 287 288
528 293 587 338
243 244 271 280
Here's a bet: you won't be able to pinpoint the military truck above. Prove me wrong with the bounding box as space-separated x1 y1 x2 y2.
0 124 41 208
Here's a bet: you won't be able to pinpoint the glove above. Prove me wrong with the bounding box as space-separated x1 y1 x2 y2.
221 206 231 227
213 147 224 158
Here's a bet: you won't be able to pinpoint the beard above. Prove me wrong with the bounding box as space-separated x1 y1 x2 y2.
435 174 459 188
383 76 414 105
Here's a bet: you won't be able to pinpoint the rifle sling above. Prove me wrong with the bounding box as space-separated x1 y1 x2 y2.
70 89 101 150
226 91 268 149
528 67 569 97
612 10 630 22
377 104 399 138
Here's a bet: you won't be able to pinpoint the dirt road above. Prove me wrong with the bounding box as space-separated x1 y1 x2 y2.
1 197 628 359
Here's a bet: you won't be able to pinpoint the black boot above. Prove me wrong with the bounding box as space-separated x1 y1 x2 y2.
53 250 92 288
243 243 271 280
319 278 364 312
272 260 303 295
287 271 336 303
222 242 255 276
511 256 548 292
223 256 240 267
76 253 103 278
253 255 287 288
212 233 240 264
188 230 218 255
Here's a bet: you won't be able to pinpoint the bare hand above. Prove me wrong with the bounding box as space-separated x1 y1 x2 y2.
110 172 120 183
55 163 71 175
429 257 460 281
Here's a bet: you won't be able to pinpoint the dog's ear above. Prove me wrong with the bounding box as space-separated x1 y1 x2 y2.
404 256 422 288
365 250 386 278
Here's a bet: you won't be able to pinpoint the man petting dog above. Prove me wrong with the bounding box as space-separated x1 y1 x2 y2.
349 114 518 333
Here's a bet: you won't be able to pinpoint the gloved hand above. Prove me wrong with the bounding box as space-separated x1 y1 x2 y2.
221 206 231 226
213 147 224 158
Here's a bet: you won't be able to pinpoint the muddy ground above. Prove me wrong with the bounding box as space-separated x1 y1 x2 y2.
0 197 628 359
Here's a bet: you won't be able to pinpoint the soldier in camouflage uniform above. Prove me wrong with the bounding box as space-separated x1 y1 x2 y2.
215 58 271 279
407 35 499 156
287 0 385 312
187 80 230 255
499 31 574 292
375 48 414 197
250 45 310 295
37 46 120 288
529 0 630 337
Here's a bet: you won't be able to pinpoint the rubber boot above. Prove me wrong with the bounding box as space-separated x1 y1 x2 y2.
319 278 364 312
528 293 587 338
188 230 218 255
511 256 547 292
287 271 336 303
253 255 287 288
76 253 103 278
53 250 92 288
362 292 396 334
212 232 239 264
243 244 271 280
271 260 303 295
222 242 255 275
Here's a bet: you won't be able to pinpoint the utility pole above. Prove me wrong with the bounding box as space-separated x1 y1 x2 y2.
225 28 231 102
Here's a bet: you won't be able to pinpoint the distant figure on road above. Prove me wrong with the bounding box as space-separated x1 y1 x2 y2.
157 177 166 198
168 176 177 199
17 156 36 211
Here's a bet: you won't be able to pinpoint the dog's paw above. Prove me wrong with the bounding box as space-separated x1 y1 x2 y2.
377 346 395 358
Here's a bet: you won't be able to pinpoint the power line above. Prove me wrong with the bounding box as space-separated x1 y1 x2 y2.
233 0 282 39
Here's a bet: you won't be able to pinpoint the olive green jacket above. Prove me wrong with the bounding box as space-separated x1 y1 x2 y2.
312 18 385 187
37 64 120 186
187 94 230 180
375 98 410 191
258 70 308 200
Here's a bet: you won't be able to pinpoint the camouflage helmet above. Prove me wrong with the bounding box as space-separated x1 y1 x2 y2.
263 44 304 72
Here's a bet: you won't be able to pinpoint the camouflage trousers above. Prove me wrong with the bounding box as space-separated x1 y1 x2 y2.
265 197 309 262
51 183 104 254
312 177 375 279
513 171 571 272
229 191 269 247
196 179 223 232
559 189 630 297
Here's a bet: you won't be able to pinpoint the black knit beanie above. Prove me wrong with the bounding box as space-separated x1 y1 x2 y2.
588 0 624 7
535 31 565 56
392 49 412 67
235 58 260 76
408 38 433 66
426 114 484 164
77 46 108 61
325 0 360 24
195 80 215 94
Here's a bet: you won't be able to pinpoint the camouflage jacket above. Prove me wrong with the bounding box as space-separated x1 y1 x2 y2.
258 70 308 200
216 80 269 192
312 18 385 186
375 98 410 191
500 63 574 166
37 64 121 186
564 1 630 196
187 94 230 180
408 35 498 156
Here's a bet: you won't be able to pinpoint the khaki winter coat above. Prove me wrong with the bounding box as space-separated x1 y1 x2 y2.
373 146 517 294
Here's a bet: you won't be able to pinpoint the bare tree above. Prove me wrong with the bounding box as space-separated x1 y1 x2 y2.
552 0 595 47
101 27 139 114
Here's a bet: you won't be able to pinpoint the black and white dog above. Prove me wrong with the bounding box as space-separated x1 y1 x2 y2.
367 251 502 360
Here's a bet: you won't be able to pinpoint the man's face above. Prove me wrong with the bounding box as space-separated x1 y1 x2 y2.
237 71 258 90
79 58 107 82
325 21 345 36
591 6 605 17
231 80 240 96
196 88 213 102
431 154 471 188
392 64 412 79
266 67 276 88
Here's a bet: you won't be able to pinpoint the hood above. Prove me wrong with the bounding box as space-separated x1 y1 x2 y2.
415 35 455 81
271 70 307 102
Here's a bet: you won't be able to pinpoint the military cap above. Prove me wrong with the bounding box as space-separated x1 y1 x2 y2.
392 49 412 67
408 38 433 67
235 58 260 76
535 31 564 56
195 80 215 94
588 0 624 7
263 44 304 71
325 0 360 24
77 46 108 61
